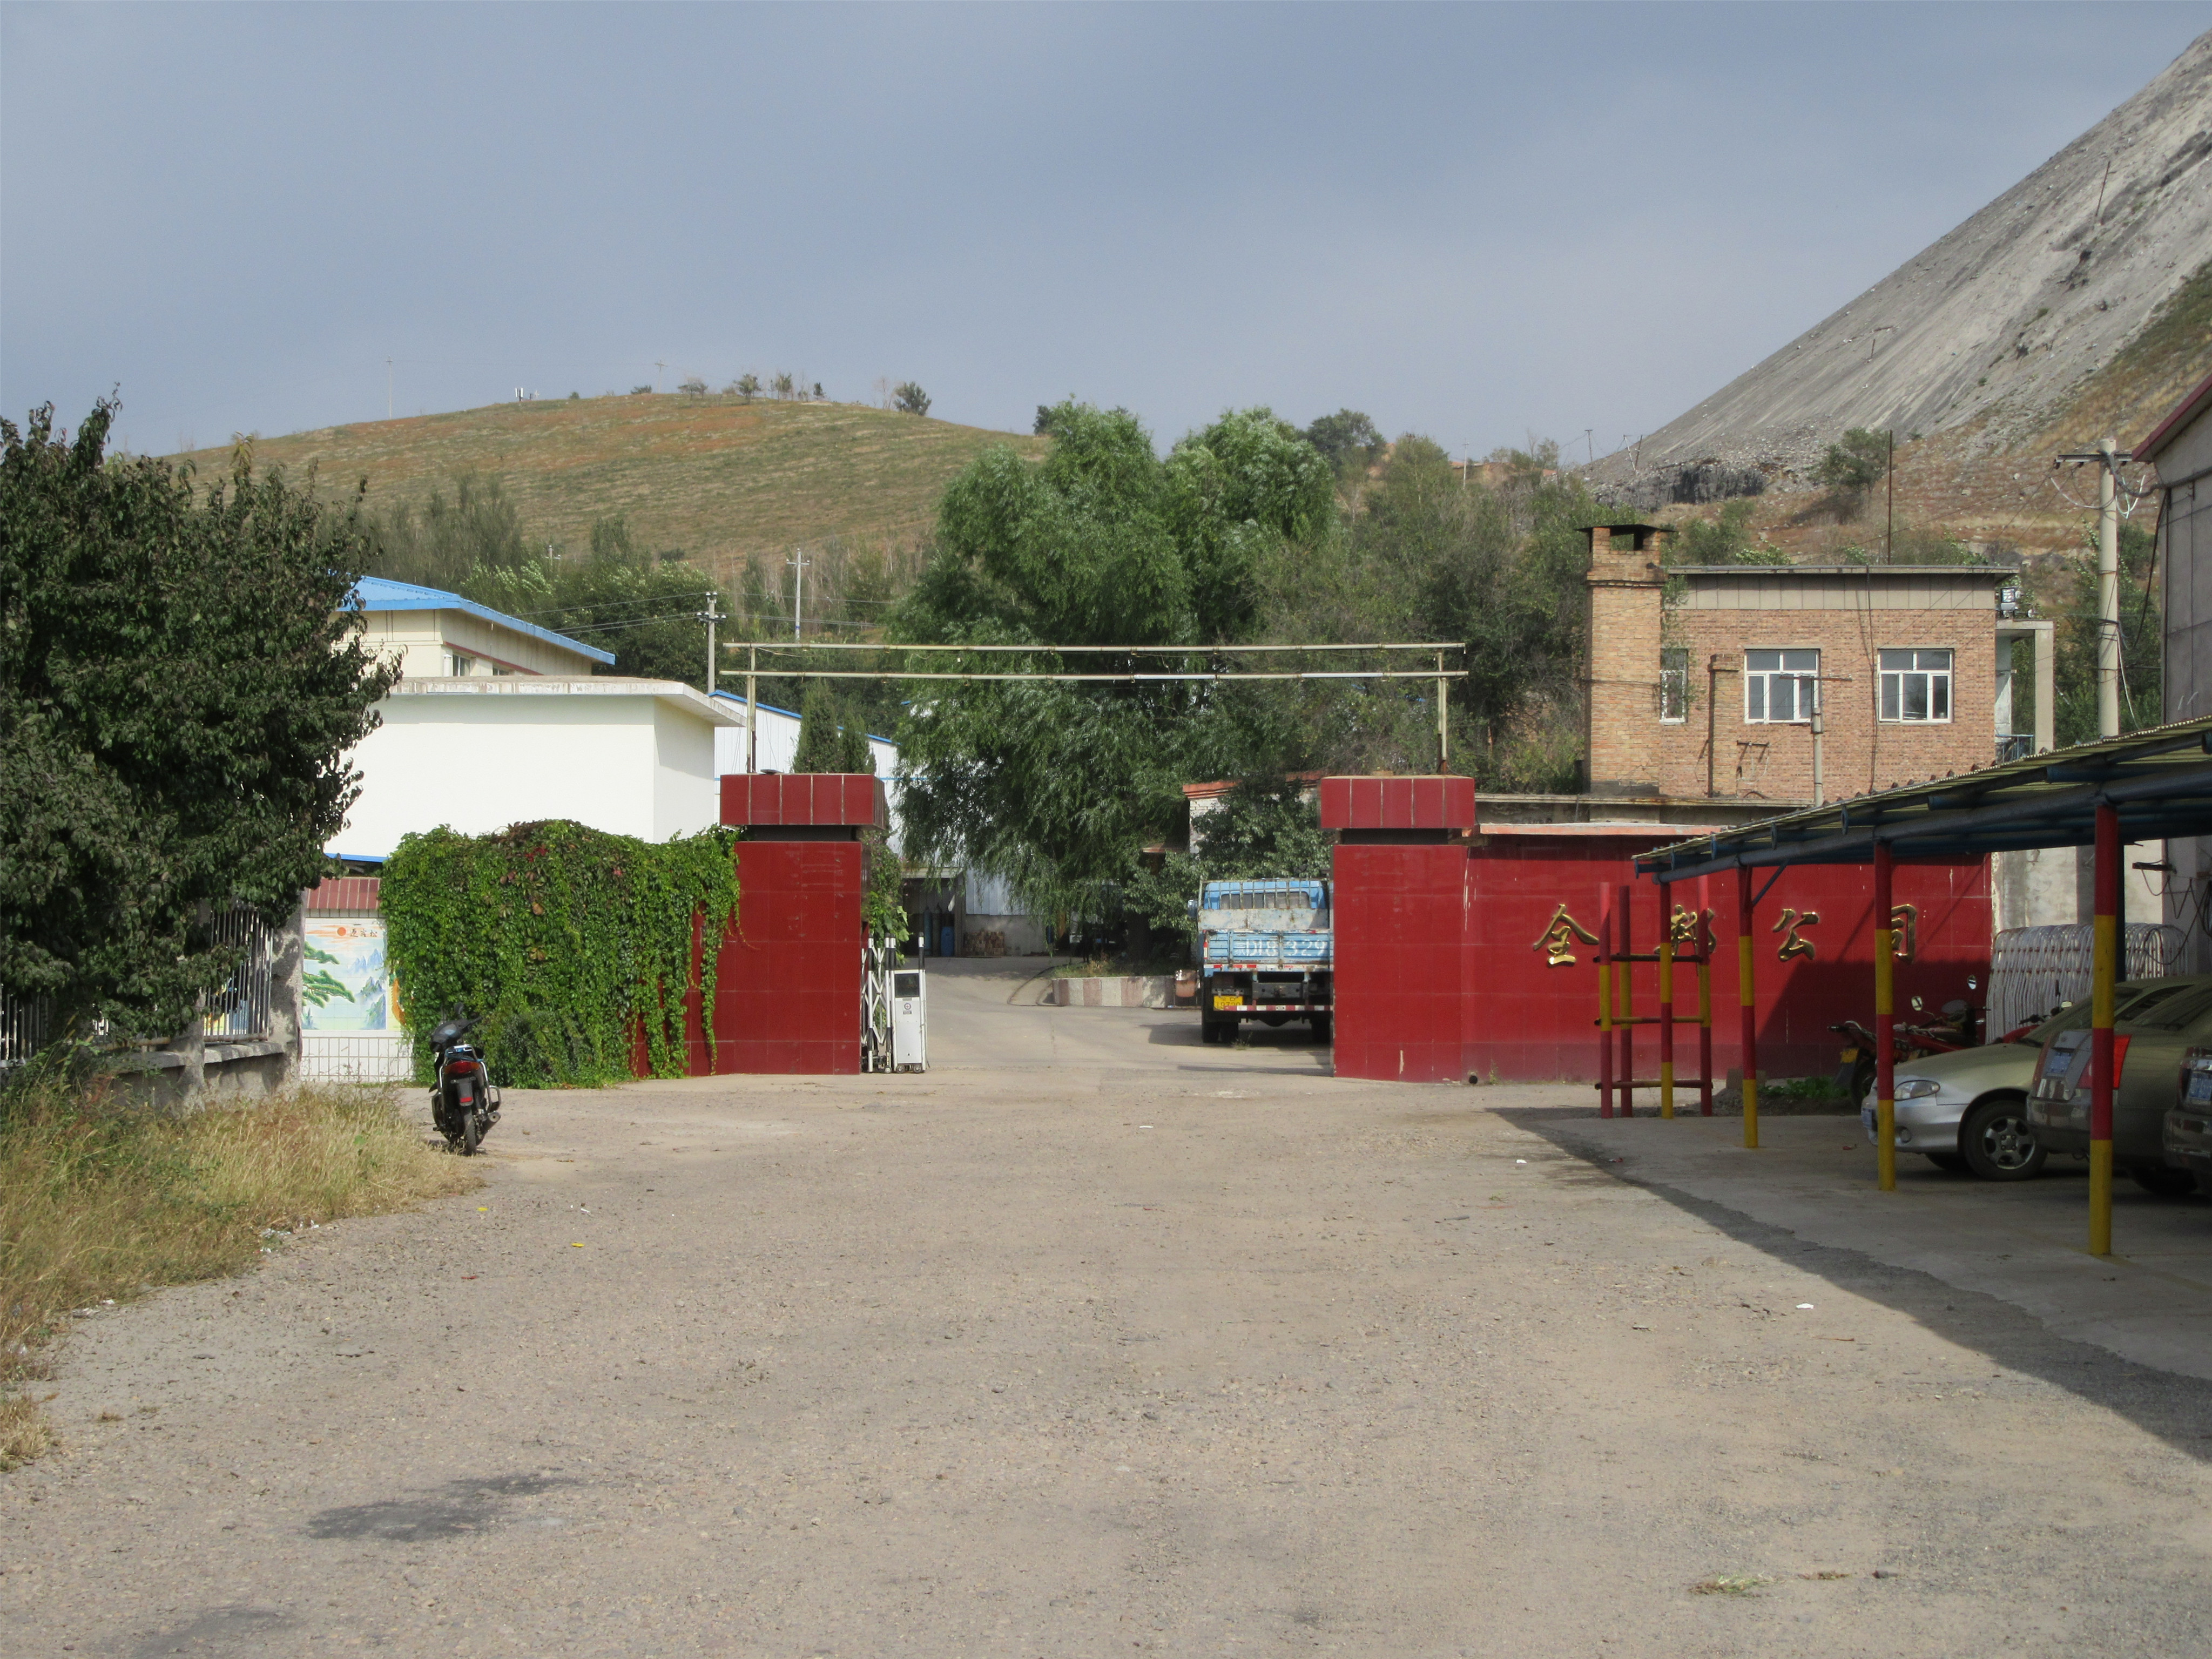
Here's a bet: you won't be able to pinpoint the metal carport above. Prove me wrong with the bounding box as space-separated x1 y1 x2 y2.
1634 714 2212 1256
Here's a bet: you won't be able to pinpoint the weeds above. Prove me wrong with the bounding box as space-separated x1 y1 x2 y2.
0 1078 479 1468
1689 1575 1773 1597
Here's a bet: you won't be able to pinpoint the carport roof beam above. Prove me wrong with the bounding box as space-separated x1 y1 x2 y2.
1634 717 2212 882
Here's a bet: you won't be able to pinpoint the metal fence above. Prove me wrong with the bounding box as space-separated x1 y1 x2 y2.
201 904 278 1041
1987 921 2186 1037
1 989 51 1070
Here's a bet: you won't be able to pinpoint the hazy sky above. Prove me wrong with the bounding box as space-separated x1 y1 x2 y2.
3 3 2206 462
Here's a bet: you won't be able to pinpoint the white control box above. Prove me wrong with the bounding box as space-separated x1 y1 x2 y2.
891 967 927 1071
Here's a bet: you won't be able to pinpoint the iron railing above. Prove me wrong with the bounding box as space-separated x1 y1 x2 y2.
0 989 51 1070
201 904 278 1041
1987 921 2184 1037
1996 733 2036 764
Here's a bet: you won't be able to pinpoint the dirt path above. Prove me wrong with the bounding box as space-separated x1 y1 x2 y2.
6 968 2210 1657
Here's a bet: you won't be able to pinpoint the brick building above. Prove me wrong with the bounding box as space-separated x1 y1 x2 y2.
1581 525 2042 805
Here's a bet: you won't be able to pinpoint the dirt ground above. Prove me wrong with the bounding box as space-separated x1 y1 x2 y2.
5 960 2211 1658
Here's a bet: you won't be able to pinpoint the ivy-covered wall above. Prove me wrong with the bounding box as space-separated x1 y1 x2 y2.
381 820 741 1087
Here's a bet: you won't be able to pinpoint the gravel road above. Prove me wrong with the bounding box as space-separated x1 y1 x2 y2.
5 961 2210 1657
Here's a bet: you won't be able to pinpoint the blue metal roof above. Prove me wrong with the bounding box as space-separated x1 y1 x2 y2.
349 576 617 667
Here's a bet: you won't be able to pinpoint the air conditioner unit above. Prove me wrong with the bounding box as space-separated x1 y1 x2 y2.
891 968 927 1071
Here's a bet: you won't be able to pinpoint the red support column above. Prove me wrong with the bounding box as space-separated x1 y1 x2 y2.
2090 801 2120 1256
1874 842 1897 1192
1657 879 1676 1119
1697 874 1714 1116
1596 886 1614 1118
1736 865 1759 1150
1617 883 1635 1117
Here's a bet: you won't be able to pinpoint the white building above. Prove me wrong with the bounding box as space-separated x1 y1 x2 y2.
354 575 615 678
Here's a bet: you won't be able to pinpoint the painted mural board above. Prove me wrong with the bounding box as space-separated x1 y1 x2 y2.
301 917 401 1033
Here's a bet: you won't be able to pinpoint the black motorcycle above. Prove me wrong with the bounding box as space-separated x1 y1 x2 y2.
428 1013 500 1155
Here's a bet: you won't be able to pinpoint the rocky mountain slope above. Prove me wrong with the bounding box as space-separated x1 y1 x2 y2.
1595 29 2212 529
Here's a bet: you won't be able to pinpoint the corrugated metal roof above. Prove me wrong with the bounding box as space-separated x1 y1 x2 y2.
349 576 617 667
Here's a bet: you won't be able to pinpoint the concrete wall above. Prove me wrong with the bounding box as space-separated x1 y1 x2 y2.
334 680 739 858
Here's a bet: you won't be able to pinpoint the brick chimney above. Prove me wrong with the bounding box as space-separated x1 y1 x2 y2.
1581 523 1666 795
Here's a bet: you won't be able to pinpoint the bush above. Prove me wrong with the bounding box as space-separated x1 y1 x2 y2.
893 382 931 417
381 820 742 1087
1816 428 1890 494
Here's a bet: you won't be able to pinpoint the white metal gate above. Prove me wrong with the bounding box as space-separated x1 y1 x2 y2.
861 934 896 1074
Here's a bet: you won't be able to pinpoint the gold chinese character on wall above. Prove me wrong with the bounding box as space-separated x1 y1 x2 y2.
1669 904 1717 956
1772 907 1821 962
1889 902 1919 961
1532 903 1600 967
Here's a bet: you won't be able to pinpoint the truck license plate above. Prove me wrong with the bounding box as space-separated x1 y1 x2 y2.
1212 995 1242 1010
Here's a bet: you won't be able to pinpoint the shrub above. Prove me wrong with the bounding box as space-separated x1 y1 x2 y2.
893 382 931 417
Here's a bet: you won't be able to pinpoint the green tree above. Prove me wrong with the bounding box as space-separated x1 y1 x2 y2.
892 400 1324 912
791 680 875 773
1122 778 1334 948
733 374 761 401
0 402 399 1041
894 382 931 417
2047 521 2161 745
1817 427 1891 494
1665 500 1786 566
362 473 535 591
1301 409 1386 484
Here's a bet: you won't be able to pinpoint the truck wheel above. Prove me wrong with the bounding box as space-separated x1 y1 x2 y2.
1310 1015 1333 1044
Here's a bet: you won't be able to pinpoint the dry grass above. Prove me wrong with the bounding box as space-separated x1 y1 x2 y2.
0 1081 479 1469
169 395 1046 586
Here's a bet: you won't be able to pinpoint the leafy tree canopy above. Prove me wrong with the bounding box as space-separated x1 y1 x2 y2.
889 400 1327 911
1817 427 1891 494
0 402 397 1040
791 680 875 773
893 382 931 417
1302 409 1386 483
1665 500 1787 567
1122 777 1333 949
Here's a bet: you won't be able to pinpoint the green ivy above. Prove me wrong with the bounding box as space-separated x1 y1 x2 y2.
381 820 741 1088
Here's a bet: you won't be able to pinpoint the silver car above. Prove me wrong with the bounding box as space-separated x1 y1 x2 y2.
1860 982 2176 1181
1859 1035 2046 1179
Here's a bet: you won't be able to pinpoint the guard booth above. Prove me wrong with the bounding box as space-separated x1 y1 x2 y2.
712 773 886 1074
1323 775 1480 1082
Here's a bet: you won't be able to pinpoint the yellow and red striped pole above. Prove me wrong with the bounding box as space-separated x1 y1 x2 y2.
1736 865 1759 1150
1657 880 1676 1120
1873 841 1897 1192
2090 801 2119 1256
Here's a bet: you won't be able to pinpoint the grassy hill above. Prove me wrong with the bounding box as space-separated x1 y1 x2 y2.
170 394 1045 583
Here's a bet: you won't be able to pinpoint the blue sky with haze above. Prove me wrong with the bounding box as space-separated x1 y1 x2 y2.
3 3 2206 462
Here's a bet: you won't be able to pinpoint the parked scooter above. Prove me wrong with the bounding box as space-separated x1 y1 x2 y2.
428 1013 500 1155
1830 997 1981 1103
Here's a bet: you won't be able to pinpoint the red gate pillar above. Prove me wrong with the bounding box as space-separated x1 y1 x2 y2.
1323 776 1479 1083
714 773 886 1075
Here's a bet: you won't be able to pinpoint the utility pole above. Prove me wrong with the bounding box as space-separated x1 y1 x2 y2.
1885 429 1896 563
654 359 667 393
746 643 759 773
386 357 393 420
2055 438 2132 739
702 592 722 694
1435 651 1449 771
787 551 810 641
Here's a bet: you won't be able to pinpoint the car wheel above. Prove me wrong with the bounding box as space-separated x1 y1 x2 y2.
1924 1152 1969 1174
2128 1164 2197 1198
1960 1094 2046 1181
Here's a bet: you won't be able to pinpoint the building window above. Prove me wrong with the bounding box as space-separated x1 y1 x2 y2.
446 651 476 676
1745 649 1818 723
1880 648 1952 722
1660 648 1689 722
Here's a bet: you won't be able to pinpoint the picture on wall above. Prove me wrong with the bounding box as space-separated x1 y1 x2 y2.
302 917 399 1033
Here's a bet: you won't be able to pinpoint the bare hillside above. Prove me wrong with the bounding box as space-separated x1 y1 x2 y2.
1596 29 2212 497
169 395 1042 583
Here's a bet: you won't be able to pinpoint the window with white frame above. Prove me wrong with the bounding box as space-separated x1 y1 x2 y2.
1744 649 1818 723
1660 647 1689 721
1880 648 1952 722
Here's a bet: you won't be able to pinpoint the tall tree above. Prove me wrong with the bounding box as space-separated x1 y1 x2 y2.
0 403 398 1040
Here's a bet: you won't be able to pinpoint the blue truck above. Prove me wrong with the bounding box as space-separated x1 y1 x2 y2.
1195 878 1333 1045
